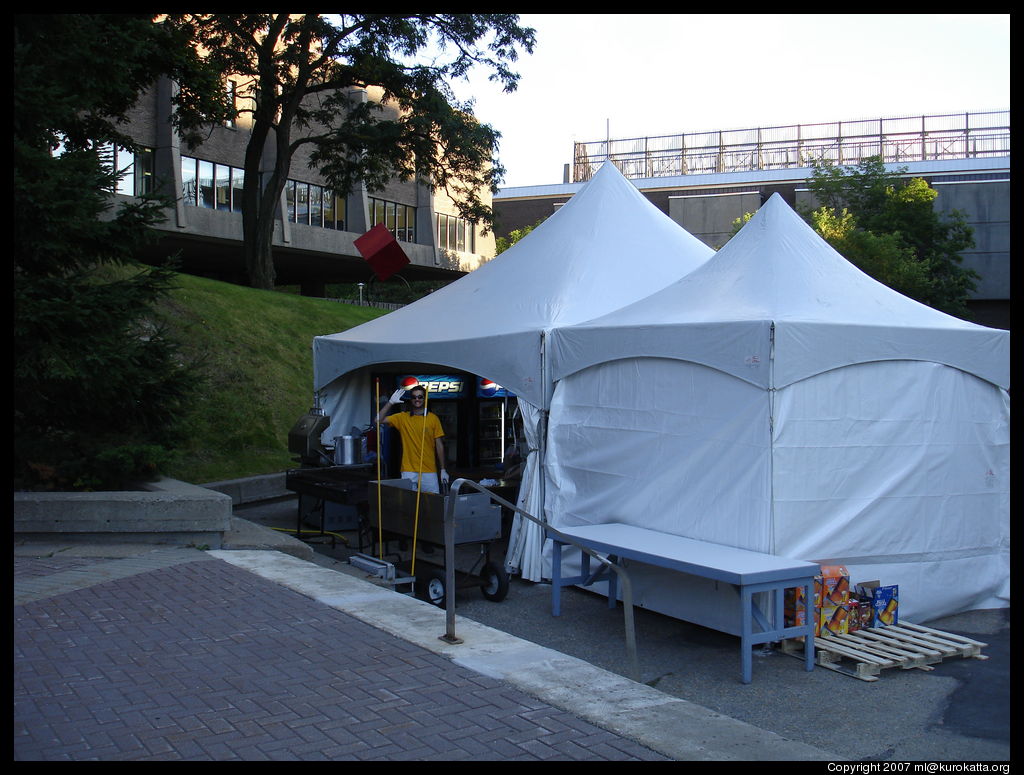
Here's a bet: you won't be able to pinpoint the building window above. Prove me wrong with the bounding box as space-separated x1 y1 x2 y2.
198 160 215 209
179 159 350 232
181 155 196 205
369 197 415 242
182 155 246 212
310 184 323 227
215 163 231 211
298 182 311 224
285 179 348 231
436 212 476 253
100 144 154 197
231 168 244 212
324 190 346 230
225 80 237 129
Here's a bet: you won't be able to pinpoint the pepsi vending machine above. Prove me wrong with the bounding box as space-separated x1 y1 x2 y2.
476 378 519 467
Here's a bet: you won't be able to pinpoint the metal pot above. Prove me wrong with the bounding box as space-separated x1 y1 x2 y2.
334 435 362 465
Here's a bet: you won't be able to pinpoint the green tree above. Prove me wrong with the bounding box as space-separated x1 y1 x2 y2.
805 156 978 317
14 14 228 490
806 208 934 303
495 218 545 254
163 14 536 290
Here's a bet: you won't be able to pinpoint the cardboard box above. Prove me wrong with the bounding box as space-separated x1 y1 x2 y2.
784 605 822 643
846 600 873 632
785 568 851 639
816 565 850 608
819 604 850 637
784 584 810 610
856 581 899 627
786 604 857 638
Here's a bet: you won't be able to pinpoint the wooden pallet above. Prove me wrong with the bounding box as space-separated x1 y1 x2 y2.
781 621 988 681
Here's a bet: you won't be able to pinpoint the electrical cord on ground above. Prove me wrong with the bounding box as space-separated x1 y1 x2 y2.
270 526 350 544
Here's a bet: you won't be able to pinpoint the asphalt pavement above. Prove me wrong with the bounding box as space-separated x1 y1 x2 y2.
234 495 1011 763
13 493 1010 762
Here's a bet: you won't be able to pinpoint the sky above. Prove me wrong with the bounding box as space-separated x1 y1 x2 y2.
448 14 1010 189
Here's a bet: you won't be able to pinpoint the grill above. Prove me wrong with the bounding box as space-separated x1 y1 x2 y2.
288 410 331 466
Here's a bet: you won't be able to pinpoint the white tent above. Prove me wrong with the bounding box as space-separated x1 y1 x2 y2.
311 163 714 579
544 193 1009 623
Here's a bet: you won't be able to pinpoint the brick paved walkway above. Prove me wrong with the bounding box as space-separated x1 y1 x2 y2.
13 551 667 761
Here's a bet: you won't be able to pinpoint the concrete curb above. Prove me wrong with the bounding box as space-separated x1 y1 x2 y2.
201 472 290 506
211 549 845 762
221 516 315 561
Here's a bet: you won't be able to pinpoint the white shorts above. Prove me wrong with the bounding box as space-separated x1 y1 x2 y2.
400 471 440 494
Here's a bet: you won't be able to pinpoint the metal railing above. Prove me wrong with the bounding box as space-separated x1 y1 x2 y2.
327 297 405 310
573 110 1010 182
441 478 641 682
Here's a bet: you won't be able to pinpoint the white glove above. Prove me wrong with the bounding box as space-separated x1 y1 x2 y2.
389 388 406 404
440 469 450 487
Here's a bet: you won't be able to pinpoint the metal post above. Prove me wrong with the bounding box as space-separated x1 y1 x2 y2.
440 487 462 644
439 477 641 683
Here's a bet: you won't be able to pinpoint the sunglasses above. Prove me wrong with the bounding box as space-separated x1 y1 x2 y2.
409 394 426 400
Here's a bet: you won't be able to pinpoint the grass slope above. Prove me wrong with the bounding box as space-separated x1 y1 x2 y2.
159 273 389 484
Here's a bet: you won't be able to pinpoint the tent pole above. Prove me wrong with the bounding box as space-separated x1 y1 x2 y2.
768 322 776 556
539 330 549 574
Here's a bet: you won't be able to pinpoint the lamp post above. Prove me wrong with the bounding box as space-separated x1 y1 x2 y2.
357 282 364 305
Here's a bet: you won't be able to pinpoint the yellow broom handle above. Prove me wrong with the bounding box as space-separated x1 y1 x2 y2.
375 379 383 559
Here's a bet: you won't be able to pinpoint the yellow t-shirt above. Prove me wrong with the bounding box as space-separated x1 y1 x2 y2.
385 411 445 473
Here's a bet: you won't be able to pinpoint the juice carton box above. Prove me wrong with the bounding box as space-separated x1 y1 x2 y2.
819 604 850 637
816 565 850 608
855 581 899 627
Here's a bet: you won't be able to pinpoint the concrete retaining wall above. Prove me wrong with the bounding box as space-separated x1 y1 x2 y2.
14 477 233 548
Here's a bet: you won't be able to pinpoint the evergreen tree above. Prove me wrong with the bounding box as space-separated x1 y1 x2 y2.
14 14 226 490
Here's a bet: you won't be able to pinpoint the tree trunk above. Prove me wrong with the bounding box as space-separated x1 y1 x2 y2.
241 123 283 290
241 92 297 290
242 194 278 290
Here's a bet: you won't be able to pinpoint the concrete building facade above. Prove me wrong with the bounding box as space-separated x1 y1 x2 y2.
493 111 1007 325
114 77 496 295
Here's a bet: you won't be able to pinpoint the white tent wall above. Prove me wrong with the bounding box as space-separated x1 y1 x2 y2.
546 357 772 551
503 400 547 580
542 355 1009 624
317 366 374 439
772 359 1010 619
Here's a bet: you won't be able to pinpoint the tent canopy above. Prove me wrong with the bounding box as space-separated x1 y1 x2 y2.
550 193 1009 391
313 162 714 413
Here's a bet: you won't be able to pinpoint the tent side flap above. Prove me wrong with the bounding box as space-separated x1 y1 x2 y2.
775 321 1011 390
314 331 545 402
549 320 774 388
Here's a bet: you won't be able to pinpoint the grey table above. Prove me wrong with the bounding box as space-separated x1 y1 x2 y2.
549 523 819 684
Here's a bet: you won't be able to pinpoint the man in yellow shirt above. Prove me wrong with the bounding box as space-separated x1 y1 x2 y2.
376 384 448 494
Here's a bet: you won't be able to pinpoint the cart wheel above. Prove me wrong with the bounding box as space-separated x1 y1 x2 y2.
480 561 509 602
420 568 448 608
